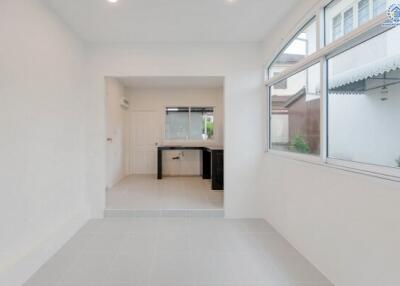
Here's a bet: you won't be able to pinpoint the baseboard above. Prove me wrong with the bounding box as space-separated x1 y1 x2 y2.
107 173 126 189
0 208 90 286
104 208 225 218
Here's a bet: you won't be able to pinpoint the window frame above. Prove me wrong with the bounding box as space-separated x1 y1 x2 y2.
265 1 400 181
267 16 318 81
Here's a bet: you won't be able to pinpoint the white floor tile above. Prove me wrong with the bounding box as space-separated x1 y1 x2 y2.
106 175 223 211
23 218 332 286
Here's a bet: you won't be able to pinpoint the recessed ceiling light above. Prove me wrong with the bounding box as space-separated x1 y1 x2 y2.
107 0 119 3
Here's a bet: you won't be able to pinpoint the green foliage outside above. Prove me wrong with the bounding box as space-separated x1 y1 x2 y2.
291 135 310 154
202 116 214 138
206 121 214 137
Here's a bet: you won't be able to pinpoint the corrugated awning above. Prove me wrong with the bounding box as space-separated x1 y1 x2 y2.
329 53 400 89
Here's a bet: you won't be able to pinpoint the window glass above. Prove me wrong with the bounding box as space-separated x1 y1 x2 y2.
165 107 190 140
358 0 370 25
165 107 214 141
325 0 389 44
333 14 343 40
269 19 317 79
344 8 354 34
190 107 214 140
273 72 288 89
328 26 400 168
270 63 321 155
373 0 387 16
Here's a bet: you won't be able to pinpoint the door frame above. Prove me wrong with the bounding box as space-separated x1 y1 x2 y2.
128 109 160 175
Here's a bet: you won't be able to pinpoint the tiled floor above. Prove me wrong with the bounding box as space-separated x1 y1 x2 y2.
24 218 333 286
106 175 224 211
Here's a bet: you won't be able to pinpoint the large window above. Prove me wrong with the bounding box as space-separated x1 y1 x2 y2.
267 0 400 177
165 107 214 141
328 26 400 168
325 0 389 44
270 63 321 155
269 19 317 79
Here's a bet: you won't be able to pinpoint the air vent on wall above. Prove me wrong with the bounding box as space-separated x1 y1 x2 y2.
120 97 129 109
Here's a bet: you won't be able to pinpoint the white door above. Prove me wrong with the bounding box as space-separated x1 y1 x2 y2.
130 111 160 174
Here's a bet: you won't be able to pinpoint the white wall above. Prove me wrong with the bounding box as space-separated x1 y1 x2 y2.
261 1 400 286
86 43 265 218
105 78 129 187
0 0 90 285
126 87 223 176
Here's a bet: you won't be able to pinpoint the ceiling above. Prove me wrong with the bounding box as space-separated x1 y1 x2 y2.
118 76 224 89
42 0 299 43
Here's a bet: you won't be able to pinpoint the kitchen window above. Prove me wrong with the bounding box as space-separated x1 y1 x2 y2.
165 107 214 141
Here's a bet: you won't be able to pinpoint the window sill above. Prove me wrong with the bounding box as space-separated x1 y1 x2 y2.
326 158 400 182
265 149 400 183
266 149 321 164
162 139 218 146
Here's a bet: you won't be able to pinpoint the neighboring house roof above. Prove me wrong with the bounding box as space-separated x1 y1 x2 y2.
271 95 291 104
271 95 291 114
275 54 304 65
283 88 306 108
330 53 400 90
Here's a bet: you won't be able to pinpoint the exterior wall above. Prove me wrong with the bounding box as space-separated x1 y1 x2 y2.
271 71 306 96
288 98 320 154
271 114 289 144
329 82 400 168
325 0 390 44
0 0 90 285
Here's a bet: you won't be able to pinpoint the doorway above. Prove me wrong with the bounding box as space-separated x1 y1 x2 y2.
105 76 225 216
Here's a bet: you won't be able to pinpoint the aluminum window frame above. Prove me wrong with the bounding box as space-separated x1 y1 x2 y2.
267 16 318 81
164 106 216 143
265 1 400 181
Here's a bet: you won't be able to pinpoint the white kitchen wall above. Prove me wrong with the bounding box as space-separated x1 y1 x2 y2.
126 87 223 176
261 1 400 285
105 78 129 187
0 0 90 285
86 43 265 218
